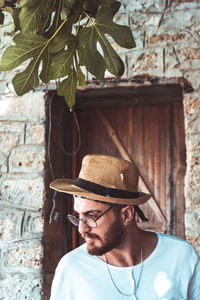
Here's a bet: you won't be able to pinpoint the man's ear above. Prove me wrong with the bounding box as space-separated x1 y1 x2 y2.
121 206 135 225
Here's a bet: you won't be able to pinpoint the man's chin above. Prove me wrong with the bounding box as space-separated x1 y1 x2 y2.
87 245 104 256
86 241 104 256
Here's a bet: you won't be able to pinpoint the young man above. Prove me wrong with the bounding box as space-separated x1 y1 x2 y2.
50 154 200 300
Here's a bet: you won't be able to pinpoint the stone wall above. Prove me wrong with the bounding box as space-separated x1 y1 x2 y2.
114 0 200 251
0 14 46 299
0 0 200 299
0 92 46 299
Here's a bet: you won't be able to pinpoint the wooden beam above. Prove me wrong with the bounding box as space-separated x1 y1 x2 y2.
97 109 167 224
75 84 183 110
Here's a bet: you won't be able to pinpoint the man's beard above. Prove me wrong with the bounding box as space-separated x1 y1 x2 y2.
82 218 125 256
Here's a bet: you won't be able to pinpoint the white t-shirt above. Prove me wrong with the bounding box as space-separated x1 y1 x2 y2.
50 232 200 300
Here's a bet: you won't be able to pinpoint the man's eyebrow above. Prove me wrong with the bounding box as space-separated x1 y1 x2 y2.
74 209 102 215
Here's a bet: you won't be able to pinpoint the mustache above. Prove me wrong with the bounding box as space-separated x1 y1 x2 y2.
82 233 100 240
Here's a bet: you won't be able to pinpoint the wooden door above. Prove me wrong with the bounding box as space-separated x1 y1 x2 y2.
72 102 186 245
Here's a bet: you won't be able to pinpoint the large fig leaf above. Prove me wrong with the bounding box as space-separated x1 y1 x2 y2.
96 1 136 49
79 28 106 79
0 33 47 71
40 49 53 83
49 49 73 80
0 10 4 24
12 58 40 96
19 0 43 32
100 0 115 6
57 69 77 109
79 1 135 79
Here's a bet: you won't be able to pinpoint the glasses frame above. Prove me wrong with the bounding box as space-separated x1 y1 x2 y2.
67 205 114 228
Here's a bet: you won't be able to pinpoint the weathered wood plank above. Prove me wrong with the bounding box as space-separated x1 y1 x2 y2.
173 102 186 239
75 85 183 109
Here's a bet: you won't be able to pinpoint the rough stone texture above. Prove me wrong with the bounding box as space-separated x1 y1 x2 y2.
0 0 200 299
3 241 43 270
0 175 45 209
0 92 46 121
0 13 46 297
8 145 45 173
25 123 45 145
0 274 43 300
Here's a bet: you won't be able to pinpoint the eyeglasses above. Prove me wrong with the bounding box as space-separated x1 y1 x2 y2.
67 205 113 228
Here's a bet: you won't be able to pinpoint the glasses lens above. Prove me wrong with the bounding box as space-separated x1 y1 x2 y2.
84 217 96 228
67 214 79 227
67 214 97 228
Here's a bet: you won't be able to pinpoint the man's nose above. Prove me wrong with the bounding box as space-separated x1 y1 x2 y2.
78 219 91 234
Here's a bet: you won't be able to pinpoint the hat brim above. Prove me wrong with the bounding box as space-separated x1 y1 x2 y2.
50 179 151 206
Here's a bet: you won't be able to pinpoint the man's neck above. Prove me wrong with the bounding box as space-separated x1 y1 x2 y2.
98 228 158 267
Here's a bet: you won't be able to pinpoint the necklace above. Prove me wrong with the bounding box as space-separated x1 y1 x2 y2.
104 244 144 298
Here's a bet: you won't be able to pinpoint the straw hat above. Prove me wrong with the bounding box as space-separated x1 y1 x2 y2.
50 154 151 205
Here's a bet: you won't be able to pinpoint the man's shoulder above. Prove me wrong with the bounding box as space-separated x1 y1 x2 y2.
56 243 96 272
157 232 198 259
60 243 88 264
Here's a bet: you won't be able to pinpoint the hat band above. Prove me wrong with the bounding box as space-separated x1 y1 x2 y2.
73 178 139 199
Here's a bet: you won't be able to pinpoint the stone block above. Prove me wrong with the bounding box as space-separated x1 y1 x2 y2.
0 122 25 133
185 164 200 208
185 208 200 237
164 48 183 77
180 46 200 60
8 145 45 173
171 1 200 11
161 9 200 29
22 212 44 237
0 175 45 209
189 116 200 135
0 274 42 300
186 235 200 255
0 132 24 156
0 92 46 122
0 208 44 243
0 151 8 172
128 49 164 76
184 95 200 115
148 33 186 44
184 112 200 135
0 208 24 242
25 123 45 145
3 241 43 270
129 12 162 28
183 70 200 90
120 0 166 11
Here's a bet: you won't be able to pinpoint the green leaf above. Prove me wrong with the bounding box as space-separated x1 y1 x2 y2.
57 69 77 109
100 0 114 6
12 7 21 31
62 0 76 16
78 1 135 78
19 0 43 32
49 49 73 80
40 49 53 83
48 25 74 53
0 0 4 8
96 1 136 49
77 65 86 86
79 27 106 79
20 0 38 9
12 58 40 96
0 33 47 71
77 46 85 66
83 0 100 16
99 37 124 76
0 10 4 24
